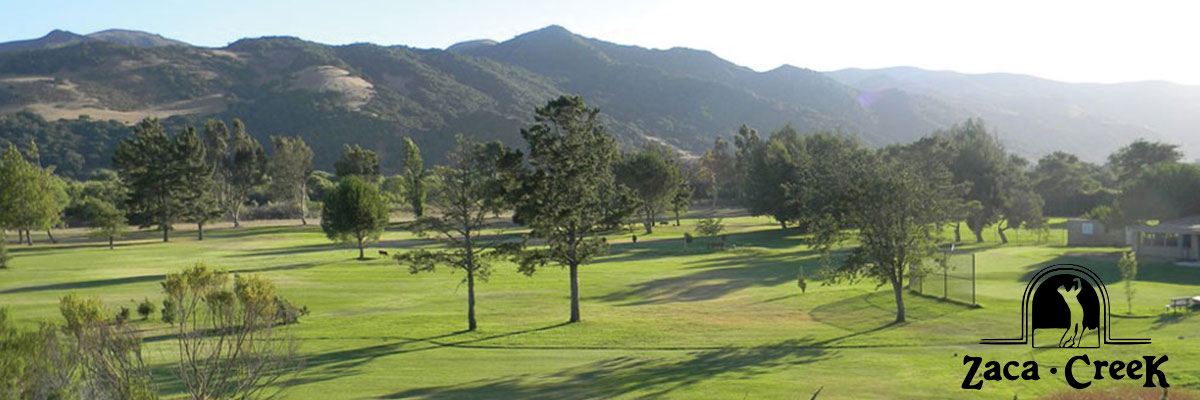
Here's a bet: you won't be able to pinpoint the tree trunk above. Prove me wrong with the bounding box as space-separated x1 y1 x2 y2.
45 229 57 244
162 225 169 242
997 225 1008 244
357 237 365 260
108 236 114 250
954 222 961 243
780 221 787 230
232 205 241 228
973 227 984 243
891 276 906 324
25 230 32 245
568 262 581 323
299 185 309 226
643 207 654 234
197 222 205 241
674 210 681 226
467 269 477 331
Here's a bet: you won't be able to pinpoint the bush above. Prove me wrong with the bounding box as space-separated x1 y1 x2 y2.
115 306 130 325
241 201 305 221
161 298 177 325
274 297 310 325
696 217 725 238
136 298 154 320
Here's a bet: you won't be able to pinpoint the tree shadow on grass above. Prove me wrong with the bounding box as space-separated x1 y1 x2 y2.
595 228 815 266
0 261 329 295
380 338 833 400
810 290 973 333
0 273 167 295
596 250 821 305
202 225 314 239
1017 252 1200 286
1151 311 1198 330
5 239 158 253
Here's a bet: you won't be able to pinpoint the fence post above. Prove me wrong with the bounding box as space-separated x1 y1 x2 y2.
943 268 948 300
972 253 977 306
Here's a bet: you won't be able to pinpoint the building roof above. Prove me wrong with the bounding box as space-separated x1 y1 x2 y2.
1137 215 1200 234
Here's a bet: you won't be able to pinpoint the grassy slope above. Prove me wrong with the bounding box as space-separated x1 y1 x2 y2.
2 216 1199 399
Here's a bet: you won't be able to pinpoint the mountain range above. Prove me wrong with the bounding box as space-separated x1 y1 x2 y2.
1 25 1197 175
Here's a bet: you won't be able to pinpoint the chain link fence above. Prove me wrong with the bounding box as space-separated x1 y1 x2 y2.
909 251 976 306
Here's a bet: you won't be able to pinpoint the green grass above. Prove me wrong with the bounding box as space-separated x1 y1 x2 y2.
2 215 1199 399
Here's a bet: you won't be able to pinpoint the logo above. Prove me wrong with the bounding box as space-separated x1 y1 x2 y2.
981 263 1148 347
961 264 1166 390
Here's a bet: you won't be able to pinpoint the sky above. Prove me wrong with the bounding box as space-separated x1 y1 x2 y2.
2 0 1199 85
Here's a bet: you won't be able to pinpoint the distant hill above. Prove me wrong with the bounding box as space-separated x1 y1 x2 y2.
0 29 190 53
0 30 93 53
1 25 1197 176
85 29 191 48
826 67 1200 161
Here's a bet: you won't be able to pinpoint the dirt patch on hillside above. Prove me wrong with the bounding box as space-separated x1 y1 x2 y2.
292 65 374 109
1 75 227 123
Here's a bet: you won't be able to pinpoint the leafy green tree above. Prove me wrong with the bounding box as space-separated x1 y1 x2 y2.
321 177 389 259
307 170 337 203
783 132 870 236
943 119 1010 242
1032 151 1112 216
395 136 521 331
215 120 267 228
1117 162 1200 222
671 182 692 226
732 124 762 204
699 137 734 207
745 125 806 228
1108 138 1182 183
267 136 314 225
995 156 1045 243
615 144 681 233
596 179 639 230
79 197 126 249
813 147 965 323
380 175 406 208
64 169 129 226
0 144 68 245
113 119 188 242
1083 204 1127 234
1118 251 1138 314
334 144 380 182
508 95 619 323
400 137 427 218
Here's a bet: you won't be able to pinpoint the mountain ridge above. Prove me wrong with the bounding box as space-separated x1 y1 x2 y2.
1 26 1196 178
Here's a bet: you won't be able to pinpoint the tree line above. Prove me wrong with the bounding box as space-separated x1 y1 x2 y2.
2 93 1192 327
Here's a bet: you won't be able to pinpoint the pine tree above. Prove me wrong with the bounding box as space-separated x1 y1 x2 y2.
113 118 189 242
508 95 619 323
396 136 521 331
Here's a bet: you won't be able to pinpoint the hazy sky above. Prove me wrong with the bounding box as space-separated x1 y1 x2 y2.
2 0 1198 85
